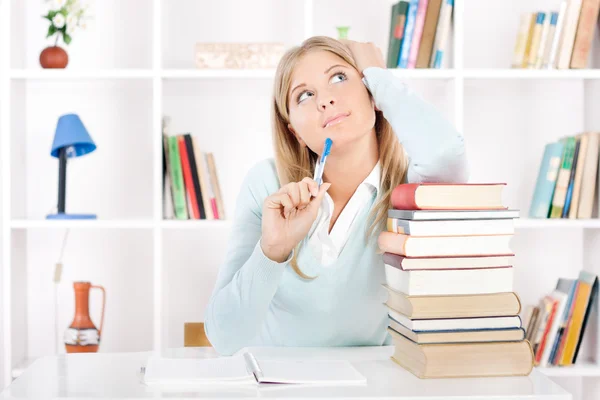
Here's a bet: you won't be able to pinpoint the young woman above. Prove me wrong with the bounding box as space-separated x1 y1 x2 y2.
204 36 469 355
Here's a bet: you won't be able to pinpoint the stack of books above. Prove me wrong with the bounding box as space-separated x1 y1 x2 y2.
379 182 534 378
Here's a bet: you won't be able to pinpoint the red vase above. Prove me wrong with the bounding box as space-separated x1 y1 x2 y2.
39 46 69 69
64 282 106 353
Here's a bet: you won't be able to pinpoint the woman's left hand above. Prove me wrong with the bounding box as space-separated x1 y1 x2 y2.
339 39 386 74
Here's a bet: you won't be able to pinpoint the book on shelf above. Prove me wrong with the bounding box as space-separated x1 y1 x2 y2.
523 271 599 367
529 132 600 219
381 182 533 379
511 0 600 69
162 115 226 221
386 0 453 70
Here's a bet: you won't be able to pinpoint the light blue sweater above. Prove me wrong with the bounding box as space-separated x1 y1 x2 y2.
204 67 469 356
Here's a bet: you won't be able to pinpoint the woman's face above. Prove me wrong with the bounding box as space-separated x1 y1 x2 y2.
287 50 376 156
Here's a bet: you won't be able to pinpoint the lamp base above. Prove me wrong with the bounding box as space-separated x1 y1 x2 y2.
46 213 97 220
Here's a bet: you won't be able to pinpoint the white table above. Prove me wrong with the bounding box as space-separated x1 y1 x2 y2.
0 346 571 400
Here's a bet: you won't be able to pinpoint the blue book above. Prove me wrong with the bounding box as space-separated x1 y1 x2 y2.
529 141 565 218
397 0 419 68
562 137 581 217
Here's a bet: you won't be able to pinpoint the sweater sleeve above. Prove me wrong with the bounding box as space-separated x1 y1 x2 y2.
362 66 469 184
203 160 292 356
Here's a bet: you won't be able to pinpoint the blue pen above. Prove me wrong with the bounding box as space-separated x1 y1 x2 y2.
313 138 332 189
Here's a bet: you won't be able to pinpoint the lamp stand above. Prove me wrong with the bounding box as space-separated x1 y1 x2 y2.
46 147 97 220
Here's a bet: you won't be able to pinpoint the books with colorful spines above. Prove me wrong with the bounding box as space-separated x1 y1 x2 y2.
387 327 534 378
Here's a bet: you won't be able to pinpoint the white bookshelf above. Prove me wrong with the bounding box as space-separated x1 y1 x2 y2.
1 0 600 399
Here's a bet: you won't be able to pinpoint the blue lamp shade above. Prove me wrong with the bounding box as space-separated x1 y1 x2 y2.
50 113 96 158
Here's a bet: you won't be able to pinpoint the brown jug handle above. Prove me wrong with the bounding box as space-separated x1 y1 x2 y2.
91 285 106 338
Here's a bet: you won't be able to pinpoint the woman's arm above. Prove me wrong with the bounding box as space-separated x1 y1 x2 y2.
362 66 469 184
204 160 290 355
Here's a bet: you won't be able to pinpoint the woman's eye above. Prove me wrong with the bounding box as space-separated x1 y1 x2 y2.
330 72 347 83
298 91 313 103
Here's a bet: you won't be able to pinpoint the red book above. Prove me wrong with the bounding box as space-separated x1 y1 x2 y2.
391 183 507 210
177 136 200 219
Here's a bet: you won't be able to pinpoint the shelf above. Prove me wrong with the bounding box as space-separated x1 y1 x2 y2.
9 69 155 80
537 362 600 377
515 218 600 229
162 69 277 79
11 68 600 81
161 220 231 229
463 68 600 80
10 219 155 229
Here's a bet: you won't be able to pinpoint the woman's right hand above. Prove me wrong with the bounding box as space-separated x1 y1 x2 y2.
260 177 331 263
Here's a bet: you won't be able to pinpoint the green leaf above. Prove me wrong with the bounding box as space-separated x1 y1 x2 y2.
47 10 58 19
46 25 57 38
59 8 68 17
63 33 72 45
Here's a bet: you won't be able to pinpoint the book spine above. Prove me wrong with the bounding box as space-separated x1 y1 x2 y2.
540 11 559 68
416 0 442 68
407 0 429 68
527 12 546 68
178 136 200 219
391 183 420 210
547 1 568 68
399 0 419 68
168 136 188 219
570 0 600 68
430 0 453 68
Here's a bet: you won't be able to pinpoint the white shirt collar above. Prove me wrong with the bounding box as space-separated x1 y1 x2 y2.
362 160 381 195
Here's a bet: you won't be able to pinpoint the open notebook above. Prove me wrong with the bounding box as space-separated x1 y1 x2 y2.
143 351 367 386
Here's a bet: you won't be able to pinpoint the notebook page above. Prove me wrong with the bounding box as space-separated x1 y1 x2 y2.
256 359 367 385
143 354 254 385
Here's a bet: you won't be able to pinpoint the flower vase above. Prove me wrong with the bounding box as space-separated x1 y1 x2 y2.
40 46 69 69
64 281 106 353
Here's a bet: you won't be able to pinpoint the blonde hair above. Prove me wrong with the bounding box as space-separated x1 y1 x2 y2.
271 36 408 279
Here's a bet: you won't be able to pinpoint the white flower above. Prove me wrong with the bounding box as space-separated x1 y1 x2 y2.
52 13 65 28
54 0 67 8
67 24 76 34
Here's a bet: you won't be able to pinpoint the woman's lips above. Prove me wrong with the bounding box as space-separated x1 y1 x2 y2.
323 113 350 128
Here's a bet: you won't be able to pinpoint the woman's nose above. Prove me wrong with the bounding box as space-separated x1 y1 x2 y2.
319 96 335 110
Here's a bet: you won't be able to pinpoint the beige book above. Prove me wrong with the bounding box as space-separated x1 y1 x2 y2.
527 14 545 68
577 132 600 218
522 14 537 67
191 136 214 220
557 0 583 69
512 13 534 68
388 327 534 379
534 11 552 68
569 133 588 218
416 0 442 68
382 284 521 319
570 0 600 68
206 152 226 220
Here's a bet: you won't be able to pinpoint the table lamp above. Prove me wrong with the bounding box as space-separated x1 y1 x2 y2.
46 113 97 220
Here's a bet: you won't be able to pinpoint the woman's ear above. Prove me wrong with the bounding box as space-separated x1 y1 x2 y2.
288 123 307 148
